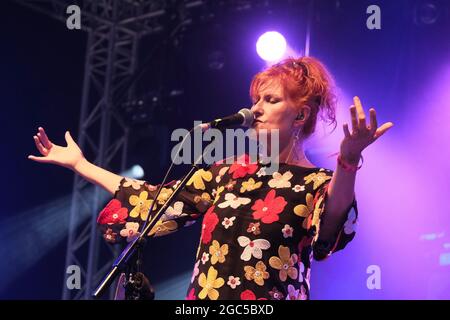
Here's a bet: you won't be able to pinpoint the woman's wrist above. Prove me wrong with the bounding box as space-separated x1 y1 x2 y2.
72 157 88 173
338 153 363 172
339 152 361 166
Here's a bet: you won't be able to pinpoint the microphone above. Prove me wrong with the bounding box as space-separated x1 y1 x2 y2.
199 108 254 131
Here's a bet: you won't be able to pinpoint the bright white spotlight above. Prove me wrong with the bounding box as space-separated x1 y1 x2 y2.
256 31 287 62
131 165 144 179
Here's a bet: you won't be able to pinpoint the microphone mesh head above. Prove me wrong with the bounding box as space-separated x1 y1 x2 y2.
238 108 255 128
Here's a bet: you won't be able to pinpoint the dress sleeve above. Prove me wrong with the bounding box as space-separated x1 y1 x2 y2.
307 170 358 261
97 167 216 245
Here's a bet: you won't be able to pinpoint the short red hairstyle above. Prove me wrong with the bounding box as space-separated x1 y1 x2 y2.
249 56 337 138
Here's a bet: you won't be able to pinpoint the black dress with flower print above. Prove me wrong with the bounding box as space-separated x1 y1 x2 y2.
97 155 358 300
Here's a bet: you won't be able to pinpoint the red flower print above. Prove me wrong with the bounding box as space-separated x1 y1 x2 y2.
247 222 261 235
251 189 287 224
225 180 237 191
240 289 267 300
103 228 117 243
269 287 285 300
186 288 196 300
240 289 256 300
229 154 258 179
97 199 128 225
201 206 219 244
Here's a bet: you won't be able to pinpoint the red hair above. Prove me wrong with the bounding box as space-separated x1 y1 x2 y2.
249 56 337 138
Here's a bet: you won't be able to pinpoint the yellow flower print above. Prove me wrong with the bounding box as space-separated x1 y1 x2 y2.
293 193 314 217
240 178 263 193
209 240 229 265
244 261 269 286
196 243 201 260
312 195 324 233
269 245 298 282
293 193 314 229
198 266 225 300
187 169 213 190
148 220 178 237
129 191 156 221
194 192 212 204
213 186 225 204
268 171 293 189
156 187 173 205
303 172 331 190
122 178 144 190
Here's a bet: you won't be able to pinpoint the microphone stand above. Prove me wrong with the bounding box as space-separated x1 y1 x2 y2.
92 154 204 299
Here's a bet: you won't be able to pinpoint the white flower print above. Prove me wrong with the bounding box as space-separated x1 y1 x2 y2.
286 284 307 300
237 236 270 261
256 167 267 177
201 252 210 265
292 184 305 192
227 276 241 289
344 208 357 235
222 216 236 229
119 222 140 242
300 285 308 300
218 193 251 209
305 267 311 289
215 166 230 183
286 284 300 300
123 178 144 190
268 171 293 189
298 262 305 282
191 260 200 283
164 201 187 220
282 224 294 238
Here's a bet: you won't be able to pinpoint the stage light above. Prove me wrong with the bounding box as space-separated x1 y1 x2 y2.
414 1 440 25
256 31 287 62
120 164 145 179
131 165 144 179
0 165 146 293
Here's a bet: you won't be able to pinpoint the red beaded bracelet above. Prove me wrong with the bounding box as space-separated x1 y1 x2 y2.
337 154 363 172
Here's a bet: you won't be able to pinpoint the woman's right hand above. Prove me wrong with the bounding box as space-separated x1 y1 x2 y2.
28 127 85 171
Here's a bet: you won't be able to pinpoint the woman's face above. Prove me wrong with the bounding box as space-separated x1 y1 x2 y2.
250 79 299 147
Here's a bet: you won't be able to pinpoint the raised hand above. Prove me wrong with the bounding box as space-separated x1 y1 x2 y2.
340 96 394 164
28 127 85 170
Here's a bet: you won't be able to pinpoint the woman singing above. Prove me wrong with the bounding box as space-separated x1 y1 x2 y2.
29 56 393 300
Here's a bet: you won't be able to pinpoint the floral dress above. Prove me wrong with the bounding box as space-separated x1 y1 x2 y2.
97 155 358 300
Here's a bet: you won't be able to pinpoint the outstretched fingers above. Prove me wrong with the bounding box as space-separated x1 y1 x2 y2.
353 96 367 131
374 122 394 139
369 108 378 135
28 154 52 163
64 131 75 146
33 135 48 155
37 127 52 149
350 105 358 133
343 123 351 138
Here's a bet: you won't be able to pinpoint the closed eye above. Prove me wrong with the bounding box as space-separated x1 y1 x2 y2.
252 94 281 105
265 95 281 104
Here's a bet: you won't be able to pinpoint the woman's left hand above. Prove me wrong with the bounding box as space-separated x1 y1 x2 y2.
340 96 394 164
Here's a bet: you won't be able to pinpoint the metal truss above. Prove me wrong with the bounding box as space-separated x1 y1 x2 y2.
12 0 307 300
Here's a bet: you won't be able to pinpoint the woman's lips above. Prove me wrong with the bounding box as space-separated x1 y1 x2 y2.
252 120 263 128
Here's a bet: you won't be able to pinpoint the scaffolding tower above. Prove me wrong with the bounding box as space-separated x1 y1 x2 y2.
13 0 308 299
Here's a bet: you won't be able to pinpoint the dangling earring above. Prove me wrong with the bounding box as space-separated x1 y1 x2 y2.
286 128 302 163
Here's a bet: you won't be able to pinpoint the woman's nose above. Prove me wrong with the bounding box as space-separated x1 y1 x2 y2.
251 102 264 118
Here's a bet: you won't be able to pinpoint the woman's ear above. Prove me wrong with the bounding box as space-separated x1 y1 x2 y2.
294 105 311 127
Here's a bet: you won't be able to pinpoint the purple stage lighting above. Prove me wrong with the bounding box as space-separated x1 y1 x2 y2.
256 31 287 62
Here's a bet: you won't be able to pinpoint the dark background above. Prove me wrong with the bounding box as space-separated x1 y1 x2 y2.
0 0 449 299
